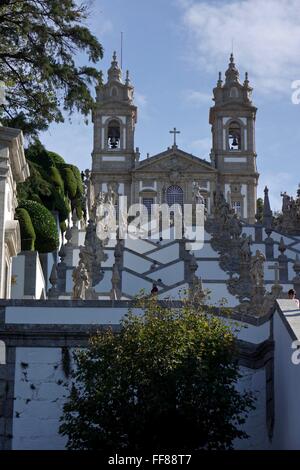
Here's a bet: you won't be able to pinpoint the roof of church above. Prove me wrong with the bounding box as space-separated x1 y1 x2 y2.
133 145 216 172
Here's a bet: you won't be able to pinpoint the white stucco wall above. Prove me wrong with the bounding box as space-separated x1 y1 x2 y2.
35 254 45 299
234 366 270 449
11 255 25 298
13 347 70 450
272 308 300 449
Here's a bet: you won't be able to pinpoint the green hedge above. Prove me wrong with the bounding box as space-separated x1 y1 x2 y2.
18 200 59 253
49 166 64 192
53 190 71 222
15 208 36 251
20 140 84 234
25 140 53 169
61 167 77 198
47 151 66 166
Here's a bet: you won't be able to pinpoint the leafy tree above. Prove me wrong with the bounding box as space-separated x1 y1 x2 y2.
18 199 59 252
18 140 84 226
0 0 103 135
256 198 264 223
15 207 36 251
60 296 255 452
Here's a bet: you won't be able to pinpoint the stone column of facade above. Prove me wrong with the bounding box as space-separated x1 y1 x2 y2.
0 127 29 298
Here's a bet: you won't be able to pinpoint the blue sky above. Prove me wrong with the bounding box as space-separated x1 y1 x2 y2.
40 0 300 211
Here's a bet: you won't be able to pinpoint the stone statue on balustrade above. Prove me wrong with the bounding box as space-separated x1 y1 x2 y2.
240 233 252 262
250 250 266 287
72 257 90 300
110 263 122 300
275 186 300 235
94 189 118 241
192 182 205 205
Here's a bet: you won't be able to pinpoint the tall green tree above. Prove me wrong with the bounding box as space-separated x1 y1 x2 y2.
60 296 255 452
0 0 103 135
256 198 264 223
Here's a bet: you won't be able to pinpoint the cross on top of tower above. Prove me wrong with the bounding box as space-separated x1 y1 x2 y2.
169 127 180 147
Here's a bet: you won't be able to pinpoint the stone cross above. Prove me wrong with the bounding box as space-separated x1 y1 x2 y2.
169 127 180 146
268 262 284 284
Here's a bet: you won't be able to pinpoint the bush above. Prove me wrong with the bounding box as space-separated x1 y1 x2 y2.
69 165 84 195
21 140 83 225
61 167 77 199
49 166 64 192
18 200 59 253
15 208 36 251
47 151 66 166
60 296 255 452
53 190 71 222
25 140 53 169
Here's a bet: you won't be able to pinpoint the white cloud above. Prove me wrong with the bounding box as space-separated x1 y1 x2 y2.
183 89 212 106
189 137 211 156
179 0 300 95
134 92 147 108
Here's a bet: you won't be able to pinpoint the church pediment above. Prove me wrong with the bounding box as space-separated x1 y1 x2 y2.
133 147 216 175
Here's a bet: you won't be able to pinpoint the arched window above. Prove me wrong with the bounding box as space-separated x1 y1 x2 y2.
166 185 183 207
228 121 241 150
107 120 121 149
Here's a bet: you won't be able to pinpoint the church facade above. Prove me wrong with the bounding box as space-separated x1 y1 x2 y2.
91 52 258 223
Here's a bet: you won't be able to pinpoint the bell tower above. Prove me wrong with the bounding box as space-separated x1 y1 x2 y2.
209 54 259 223
91 51 137 202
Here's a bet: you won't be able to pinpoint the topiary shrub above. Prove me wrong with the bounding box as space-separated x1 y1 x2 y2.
18 200 59 253
15 208 36 251
61 167 77 199
69 165 84 195
25 140 53 169
60 220 67 233
52 190 71 222
47 151 66 166
49 166 64 192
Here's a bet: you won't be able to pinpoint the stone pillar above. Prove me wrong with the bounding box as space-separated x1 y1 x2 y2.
254 224 263 243
293 255 300 299
278 237 288 282
264 229 274 260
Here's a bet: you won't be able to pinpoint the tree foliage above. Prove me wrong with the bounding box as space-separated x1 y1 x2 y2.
0 0 103 135
15 207 36 251
60 296 255 452
256 198 264 223
18 139 84 225
18 199 59 252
